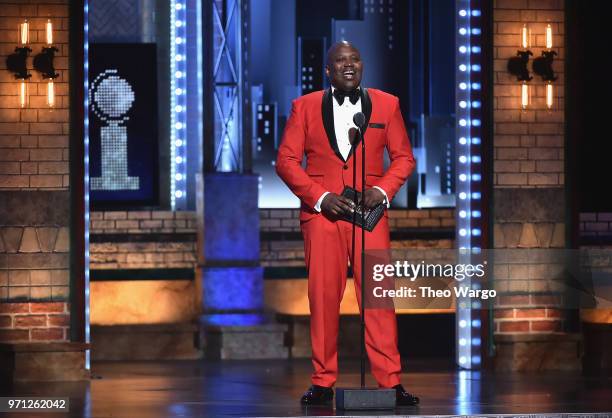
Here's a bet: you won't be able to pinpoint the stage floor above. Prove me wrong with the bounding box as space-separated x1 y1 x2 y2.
1 358 611 417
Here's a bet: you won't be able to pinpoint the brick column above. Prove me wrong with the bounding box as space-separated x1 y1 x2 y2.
492 0 580 371
0 0 88 382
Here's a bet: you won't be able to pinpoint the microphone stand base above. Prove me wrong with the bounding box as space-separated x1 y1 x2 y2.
335 387 396 410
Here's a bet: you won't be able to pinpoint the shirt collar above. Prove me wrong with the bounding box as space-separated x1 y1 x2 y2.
331 85 361 93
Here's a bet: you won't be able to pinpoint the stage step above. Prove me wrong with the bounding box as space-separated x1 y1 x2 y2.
91 323 202 361
0 342 90 383
199 316 289 360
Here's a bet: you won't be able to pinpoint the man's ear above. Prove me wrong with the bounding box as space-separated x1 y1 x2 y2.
324 65 330 78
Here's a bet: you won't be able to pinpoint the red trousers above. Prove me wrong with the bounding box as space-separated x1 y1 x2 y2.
301 213 402 388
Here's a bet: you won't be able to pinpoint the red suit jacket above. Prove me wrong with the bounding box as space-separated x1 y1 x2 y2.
276 87 415 217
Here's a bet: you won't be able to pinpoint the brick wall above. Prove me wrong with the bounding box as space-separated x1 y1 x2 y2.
0 302 69 342
90 210 197 270
0 1 69 190
261 208 454 267
494 0 564 188
495 295 565 334
259 208 455 232
492 0 568 338
580 213 612 240
90 208 452 271
0 0 70 344
91 210 197 235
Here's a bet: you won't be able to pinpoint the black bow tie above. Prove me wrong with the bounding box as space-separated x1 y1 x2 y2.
333 88 360 106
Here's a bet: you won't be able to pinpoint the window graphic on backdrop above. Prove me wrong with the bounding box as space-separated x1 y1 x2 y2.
89 44 158 207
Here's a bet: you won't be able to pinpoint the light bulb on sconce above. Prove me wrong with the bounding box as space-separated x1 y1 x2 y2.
545 23 553 49
46 79 55 108
19 80 28 108
521 82 530 111
546 82 554 110
46 19 53 45
19 19 29 46
521 24 530 50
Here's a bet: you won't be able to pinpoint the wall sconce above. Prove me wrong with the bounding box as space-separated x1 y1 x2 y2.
507 24 533 82
508 24 532 110
532 24 557 110
5 20 32 108
508 23 557 110
33 20 59 108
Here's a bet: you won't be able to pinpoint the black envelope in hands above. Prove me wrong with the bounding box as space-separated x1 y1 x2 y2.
340 186 385 232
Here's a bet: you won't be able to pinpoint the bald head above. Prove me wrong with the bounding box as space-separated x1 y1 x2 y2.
325 41 363 92
326 41 359 67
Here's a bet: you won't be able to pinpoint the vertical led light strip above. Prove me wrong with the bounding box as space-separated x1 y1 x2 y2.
196 0 203 194
170 0 188 209
83 0 91 370
455 0 483 370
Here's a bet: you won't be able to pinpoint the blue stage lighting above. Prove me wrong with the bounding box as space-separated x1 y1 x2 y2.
170 0 188 209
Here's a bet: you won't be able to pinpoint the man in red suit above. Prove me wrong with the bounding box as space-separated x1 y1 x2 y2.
276 41 419 406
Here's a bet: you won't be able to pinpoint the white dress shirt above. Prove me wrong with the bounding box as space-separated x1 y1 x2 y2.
313 86 389 212
332 86 362 161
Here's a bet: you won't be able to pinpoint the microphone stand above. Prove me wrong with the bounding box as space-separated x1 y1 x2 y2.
336 112 395 410
359 123 367 389
348 127 364 389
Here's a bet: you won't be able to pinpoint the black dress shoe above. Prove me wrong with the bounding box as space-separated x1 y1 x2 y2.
393 384 419 406
300 385 334 405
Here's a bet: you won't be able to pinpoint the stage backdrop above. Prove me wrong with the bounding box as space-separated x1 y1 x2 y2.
88 43 159 208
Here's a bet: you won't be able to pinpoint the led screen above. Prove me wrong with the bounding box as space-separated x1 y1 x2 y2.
89 43 159 207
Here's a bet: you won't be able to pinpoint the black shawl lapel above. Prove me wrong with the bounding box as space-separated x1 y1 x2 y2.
361 87 372 136
322 88 345 162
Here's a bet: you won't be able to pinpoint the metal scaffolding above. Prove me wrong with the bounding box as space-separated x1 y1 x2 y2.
204 0 251 173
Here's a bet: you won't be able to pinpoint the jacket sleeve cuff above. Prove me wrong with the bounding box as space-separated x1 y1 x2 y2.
373 186 390 208
313 192 330 212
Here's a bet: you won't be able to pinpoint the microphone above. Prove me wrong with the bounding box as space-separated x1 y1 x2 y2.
348 127 358 145
353 112 366 130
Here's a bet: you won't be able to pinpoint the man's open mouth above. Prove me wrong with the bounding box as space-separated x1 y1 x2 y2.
342 69 355 79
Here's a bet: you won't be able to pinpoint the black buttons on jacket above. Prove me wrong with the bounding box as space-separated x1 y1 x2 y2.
343 164 349 170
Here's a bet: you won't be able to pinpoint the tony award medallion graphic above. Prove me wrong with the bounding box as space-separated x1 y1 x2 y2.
89 69 139 190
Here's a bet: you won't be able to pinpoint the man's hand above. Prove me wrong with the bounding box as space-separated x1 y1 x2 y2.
321 193 354 218
363 188 385 208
